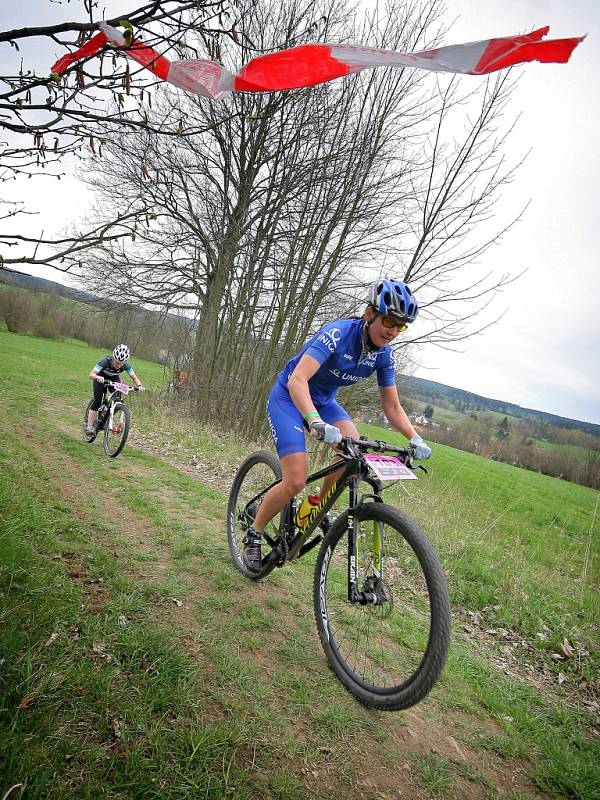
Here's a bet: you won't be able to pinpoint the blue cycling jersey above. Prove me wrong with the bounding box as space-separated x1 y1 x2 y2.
275 317 396 403
267 318 396 458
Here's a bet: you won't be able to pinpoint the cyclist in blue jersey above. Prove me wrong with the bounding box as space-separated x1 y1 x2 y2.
86 344 144 434
243 279 432 571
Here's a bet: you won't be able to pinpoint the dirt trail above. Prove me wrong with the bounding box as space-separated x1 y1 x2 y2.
33 405 550 800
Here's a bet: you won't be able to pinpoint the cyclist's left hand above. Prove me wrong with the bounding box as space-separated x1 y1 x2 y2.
409 434 432 460
309 419 342 445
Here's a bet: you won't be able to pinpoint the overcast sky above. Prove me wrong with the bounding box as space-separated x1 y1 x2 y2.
412 1 599 425
1 1 598 424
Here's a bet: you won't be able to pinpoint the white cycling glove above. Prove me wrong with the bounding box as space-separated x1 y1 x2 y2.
95 375 105 383
409 434 432 460
309 418 343 445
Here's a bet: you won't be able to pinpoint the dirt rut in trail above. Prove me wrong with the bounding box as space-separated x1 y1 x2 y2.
36 408 550 800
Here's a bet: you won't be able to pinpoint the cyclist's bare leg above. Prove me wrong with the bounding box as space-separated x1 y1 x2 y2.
318 418 360 501
253 451 308 532
88 409 98 427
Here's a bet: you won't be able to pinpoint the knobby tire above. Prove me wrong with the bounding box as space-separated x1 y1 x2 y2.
227 450 284 581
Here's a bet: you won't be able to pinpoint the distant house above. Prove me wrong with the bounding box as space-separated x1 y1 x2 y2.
412 414 441 429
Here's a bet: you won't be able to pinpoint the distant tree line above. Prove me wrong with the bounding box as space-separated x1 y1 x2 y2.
418 410 599 490
0 284 191 367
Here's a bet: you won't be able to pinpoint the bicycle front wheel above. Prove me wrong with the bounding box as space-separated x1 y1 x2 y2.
227 450 288 581
103 402 130 458
314 502 451 710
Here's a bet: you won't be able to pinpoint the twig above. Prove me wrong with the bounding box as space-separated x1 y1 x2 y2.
2 785 25 800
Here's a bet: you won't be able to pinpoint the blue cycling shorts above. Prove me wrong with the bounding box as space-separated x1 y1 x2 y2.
266 384 351 459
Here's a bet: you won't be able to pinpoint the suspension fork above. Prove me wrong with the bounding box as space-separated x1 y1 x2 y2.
347 475 384 603
372 518 383 579
347 475 361 603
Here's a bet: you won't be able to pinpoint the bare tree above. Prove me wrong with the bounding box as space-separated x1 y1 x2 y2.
399 71 526 349
69 0 525 439
0 0 237 269
74 0 451 433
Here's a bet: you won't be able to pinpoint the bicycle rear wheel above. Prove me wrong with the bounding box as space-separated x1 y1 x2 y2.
83 400 96 443
227 450 288 580
103 402 130 458
314 502 451 710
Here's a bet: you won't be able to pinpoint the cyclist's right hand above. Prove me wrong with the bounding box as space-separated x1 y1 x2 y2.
409 434 432 460
309 419 342 445
95 375 105 383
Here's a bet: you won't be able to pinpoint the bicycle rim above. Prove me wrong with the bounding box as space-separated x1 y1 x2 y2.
314 503 451 710
227 450 286 580
103 402 130 457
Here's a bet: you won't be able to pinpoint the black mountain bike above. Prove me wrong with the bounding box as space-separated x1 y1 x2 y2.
227 436 451 711
83 381 139 458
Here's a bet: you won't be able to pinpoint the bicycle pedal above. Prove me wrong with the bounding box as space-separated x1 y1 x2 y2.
298 534 322 558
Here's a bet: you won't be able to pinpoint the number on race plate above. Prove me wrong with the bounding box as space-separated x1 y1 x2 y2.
364 454 418 481
113 382 130 394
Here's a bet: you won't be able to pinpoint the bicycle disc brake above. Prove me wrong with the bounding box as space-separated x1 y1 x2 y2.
361 575 394 615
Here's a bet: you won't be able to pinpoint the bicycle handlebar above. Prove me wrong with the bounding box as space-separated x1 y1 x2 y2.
340 435 416 461
103 381 141 391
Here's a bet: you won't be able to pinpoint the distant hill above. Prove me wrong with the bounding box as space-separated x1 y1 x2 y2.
399 375 600 437
0 267 97 303
2 267 598 436
0 267 196 327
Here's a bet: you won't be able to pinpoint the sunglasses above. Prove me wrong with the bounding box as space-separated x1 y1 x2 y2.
380 315 408 332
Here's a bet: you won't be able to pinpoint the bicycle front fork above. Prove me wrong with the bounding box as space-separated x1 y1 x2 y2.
347 478 385 606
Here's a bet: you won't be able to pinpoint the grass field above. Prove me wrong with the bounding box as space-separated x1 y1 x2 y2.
1 330 598 800
530 438 591 463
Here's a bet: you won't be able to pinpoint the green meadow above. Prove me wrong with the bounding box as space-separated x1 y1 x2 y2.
1 330 598 799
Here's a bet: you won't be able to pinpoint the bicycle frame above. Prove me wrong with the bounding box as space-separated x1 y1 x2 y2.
245 443 388 605
229 437 449 710
100 389 122 429
97 382 132 431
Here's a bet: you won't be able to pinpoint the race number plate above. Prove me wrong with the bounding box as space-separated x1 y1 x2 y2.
114 382 130 394
364 454 417 480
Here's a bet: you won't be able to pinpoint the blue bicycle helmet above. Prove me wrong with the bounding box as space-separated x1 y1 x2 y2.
368 278 418 323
